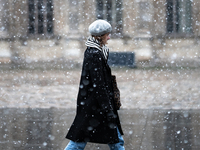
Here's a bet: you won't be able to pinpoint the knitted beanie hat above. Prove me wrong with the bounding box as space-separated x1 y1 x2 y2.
89 20 112 36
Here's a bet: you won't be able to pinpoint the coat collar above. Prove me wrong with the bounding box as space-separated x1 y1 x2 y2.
85 36 109 61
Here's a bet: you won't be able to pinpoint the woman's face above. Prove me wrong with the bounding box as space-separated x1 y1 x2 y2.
102 33 110 45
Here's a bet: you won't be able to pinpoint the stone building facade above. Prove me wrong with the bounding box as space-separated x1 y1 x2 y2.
0 0 200 68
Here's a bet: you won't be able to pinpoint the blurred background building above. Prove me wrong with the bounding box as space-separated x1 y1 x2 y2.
0 0 199 68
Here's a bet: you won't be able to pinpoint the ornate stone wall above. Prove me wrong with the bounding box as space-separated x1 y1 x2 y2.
0 0 200 67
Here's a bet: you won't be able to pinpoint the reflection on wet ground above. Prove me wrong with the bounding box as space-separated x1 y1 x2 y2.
0 108 200 150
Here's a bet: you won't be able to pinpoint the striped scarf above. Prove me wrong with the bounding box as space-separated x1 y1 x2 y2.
85 36 109 61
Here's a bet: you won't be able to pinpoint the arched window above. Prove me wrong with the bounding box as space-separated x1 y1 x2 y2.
28 0 54 37
96 0 123 37
166 0 192 35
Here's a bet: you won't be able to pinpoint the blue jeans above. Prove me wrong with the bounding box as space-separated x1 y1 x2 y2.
64 128 125 150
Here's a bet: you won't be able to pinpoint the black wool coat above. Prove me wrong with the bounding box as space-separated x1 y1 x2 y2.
66 47 123 144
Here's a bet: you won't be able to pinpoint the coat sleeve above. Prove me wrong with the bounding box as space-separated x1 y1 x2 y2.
89 52 113 113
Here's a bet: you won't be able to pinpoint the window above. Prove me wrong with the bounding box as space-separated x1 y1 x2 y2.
166 0 192 35
28 0 54 36
96 0 123 36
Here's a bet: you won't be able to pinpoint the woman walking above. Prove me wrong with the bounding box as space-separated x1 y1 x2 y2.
65 20 125 150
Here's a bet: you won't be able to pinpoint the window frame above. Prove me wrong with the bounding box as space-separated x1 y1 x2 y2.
96 0 123 38
28 0 54 39
165 0 193 38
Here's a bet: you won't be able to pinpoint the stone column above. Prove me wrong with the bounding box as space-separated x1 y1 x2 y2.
133 0 154 61
54 0 69 36
59 0 96 63
15 0 28 38
0 0 9 38
123 0 137 38
80 0 96 37
153 0 166 37
67 0 83 39
152 0 168 64
0 0 11 62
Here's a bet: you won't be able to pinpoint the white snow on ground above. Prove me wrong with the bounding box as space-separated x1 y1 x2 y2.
0 68 200 109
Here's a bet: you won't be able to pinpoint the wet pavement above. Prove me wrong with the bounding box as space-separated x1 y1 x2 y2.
0 67 200 149
1 108 200 150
